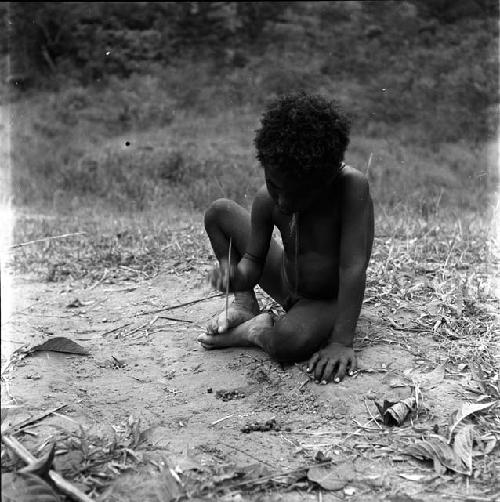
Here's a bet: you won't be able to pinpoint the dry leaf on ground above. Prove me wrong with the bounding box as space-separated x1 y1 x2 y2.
307 461 354 491
452 424 474 474
405 436 470 475
375 397 417 426
32 337 90 356
447 401 496 440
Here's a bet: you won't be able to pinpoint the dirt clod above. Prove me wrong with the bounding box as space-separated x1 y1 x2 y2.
241 418 281 433
215 389 246 401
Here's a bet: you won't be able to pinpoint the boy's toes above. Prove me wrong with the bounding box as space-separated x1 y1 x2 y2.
197 333 216 349
206 316 219 335
217 316 229 333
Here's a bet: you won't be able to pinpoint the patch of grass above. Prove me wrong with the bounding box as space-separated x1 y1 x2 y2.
8 206 211 283
1 415 160 500
362 207 499 489
4 201 500 498
9 80 495 215
7 13 497 212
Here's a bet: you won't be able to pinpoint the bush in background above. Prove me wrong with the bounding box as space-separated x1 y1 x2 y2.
3 1 498 212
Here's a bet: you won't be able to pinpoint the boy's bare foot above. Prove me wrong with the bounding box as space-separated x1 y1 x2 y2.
206 291 260 334
199 312 273 349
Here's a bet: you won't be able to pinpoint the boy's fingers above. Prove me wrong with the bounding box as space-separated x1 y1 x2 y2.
322 361 336 382
306 353 320 373
313 358 328 381
348 356 358 375
335 360 348 382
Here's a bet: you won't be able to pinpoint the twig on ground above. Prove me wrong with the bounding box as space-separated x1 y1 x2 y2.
101 323 131 337
11 405 67 432
219 440 274 468
339 418 380 443
298 379 311 390
158 315 194 323
135 292 224 317
125 321 151 338
88 269 109 290
210 414 234 426
285 430 344 436
441 493 496 502
300 442 342 449
119 265 148 276
2 435 94 502
364 399 382 430
0 338 25 344
9 232 87 249
52 412 81 425
352 418 383 432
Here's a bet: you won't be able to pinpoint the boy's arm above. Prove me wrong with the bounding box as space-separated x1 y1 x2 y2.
308 171 373 382
234 185 274 290
330 173 373 346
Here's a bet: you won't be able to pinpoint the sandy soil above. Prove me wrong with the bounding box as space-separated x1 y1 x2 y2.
1 265 496 501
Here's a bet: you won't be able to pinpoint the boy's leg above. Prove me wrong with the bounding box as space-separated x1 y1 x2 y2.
198 297 337 365
204 198 288 333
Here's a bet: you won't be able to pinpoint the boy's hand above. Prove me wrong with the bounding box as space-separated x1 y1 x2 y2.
306 343 357 383
209 259 236 292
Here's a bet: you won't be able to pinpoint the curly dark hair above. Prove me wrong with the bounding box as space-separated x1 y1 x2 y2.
254 92 351 180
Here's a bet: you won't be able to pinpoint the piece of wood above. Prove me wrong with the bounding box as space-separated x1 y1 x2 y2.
2 435 94 502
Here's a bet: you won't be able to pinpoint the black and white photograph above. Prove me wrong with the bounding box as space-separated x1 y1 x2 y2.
1 2 498 500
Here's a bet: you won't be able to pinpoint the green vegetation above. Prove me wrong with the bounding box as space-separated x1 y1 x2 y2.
2 1 498 215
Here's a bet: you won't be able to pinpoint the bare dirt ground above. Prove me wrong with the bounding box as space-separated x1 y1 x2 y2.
2 249 498 501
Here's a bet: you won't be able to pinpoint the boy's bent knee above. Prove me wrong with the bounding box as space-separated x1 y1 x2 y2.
266 320 318 363
204 198 235 227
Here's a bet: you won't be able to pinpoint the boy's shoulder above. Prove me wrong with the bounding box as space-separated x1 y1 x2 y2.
334 164 372 212
252 184 275 211
255 184 273 203
338 163 370 200
339 163 368 184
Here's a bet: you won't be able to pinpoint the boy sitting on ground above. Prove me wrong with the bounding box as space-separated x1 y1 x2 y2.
198 93 374 384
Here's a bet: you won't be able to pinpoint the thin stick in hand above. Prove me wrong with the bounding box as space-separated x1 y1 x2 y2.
225 237 232 327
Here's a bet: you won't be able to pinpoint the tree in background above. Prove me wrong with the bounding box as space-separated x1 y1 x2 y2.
3 2 290 83
2 1 497 144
